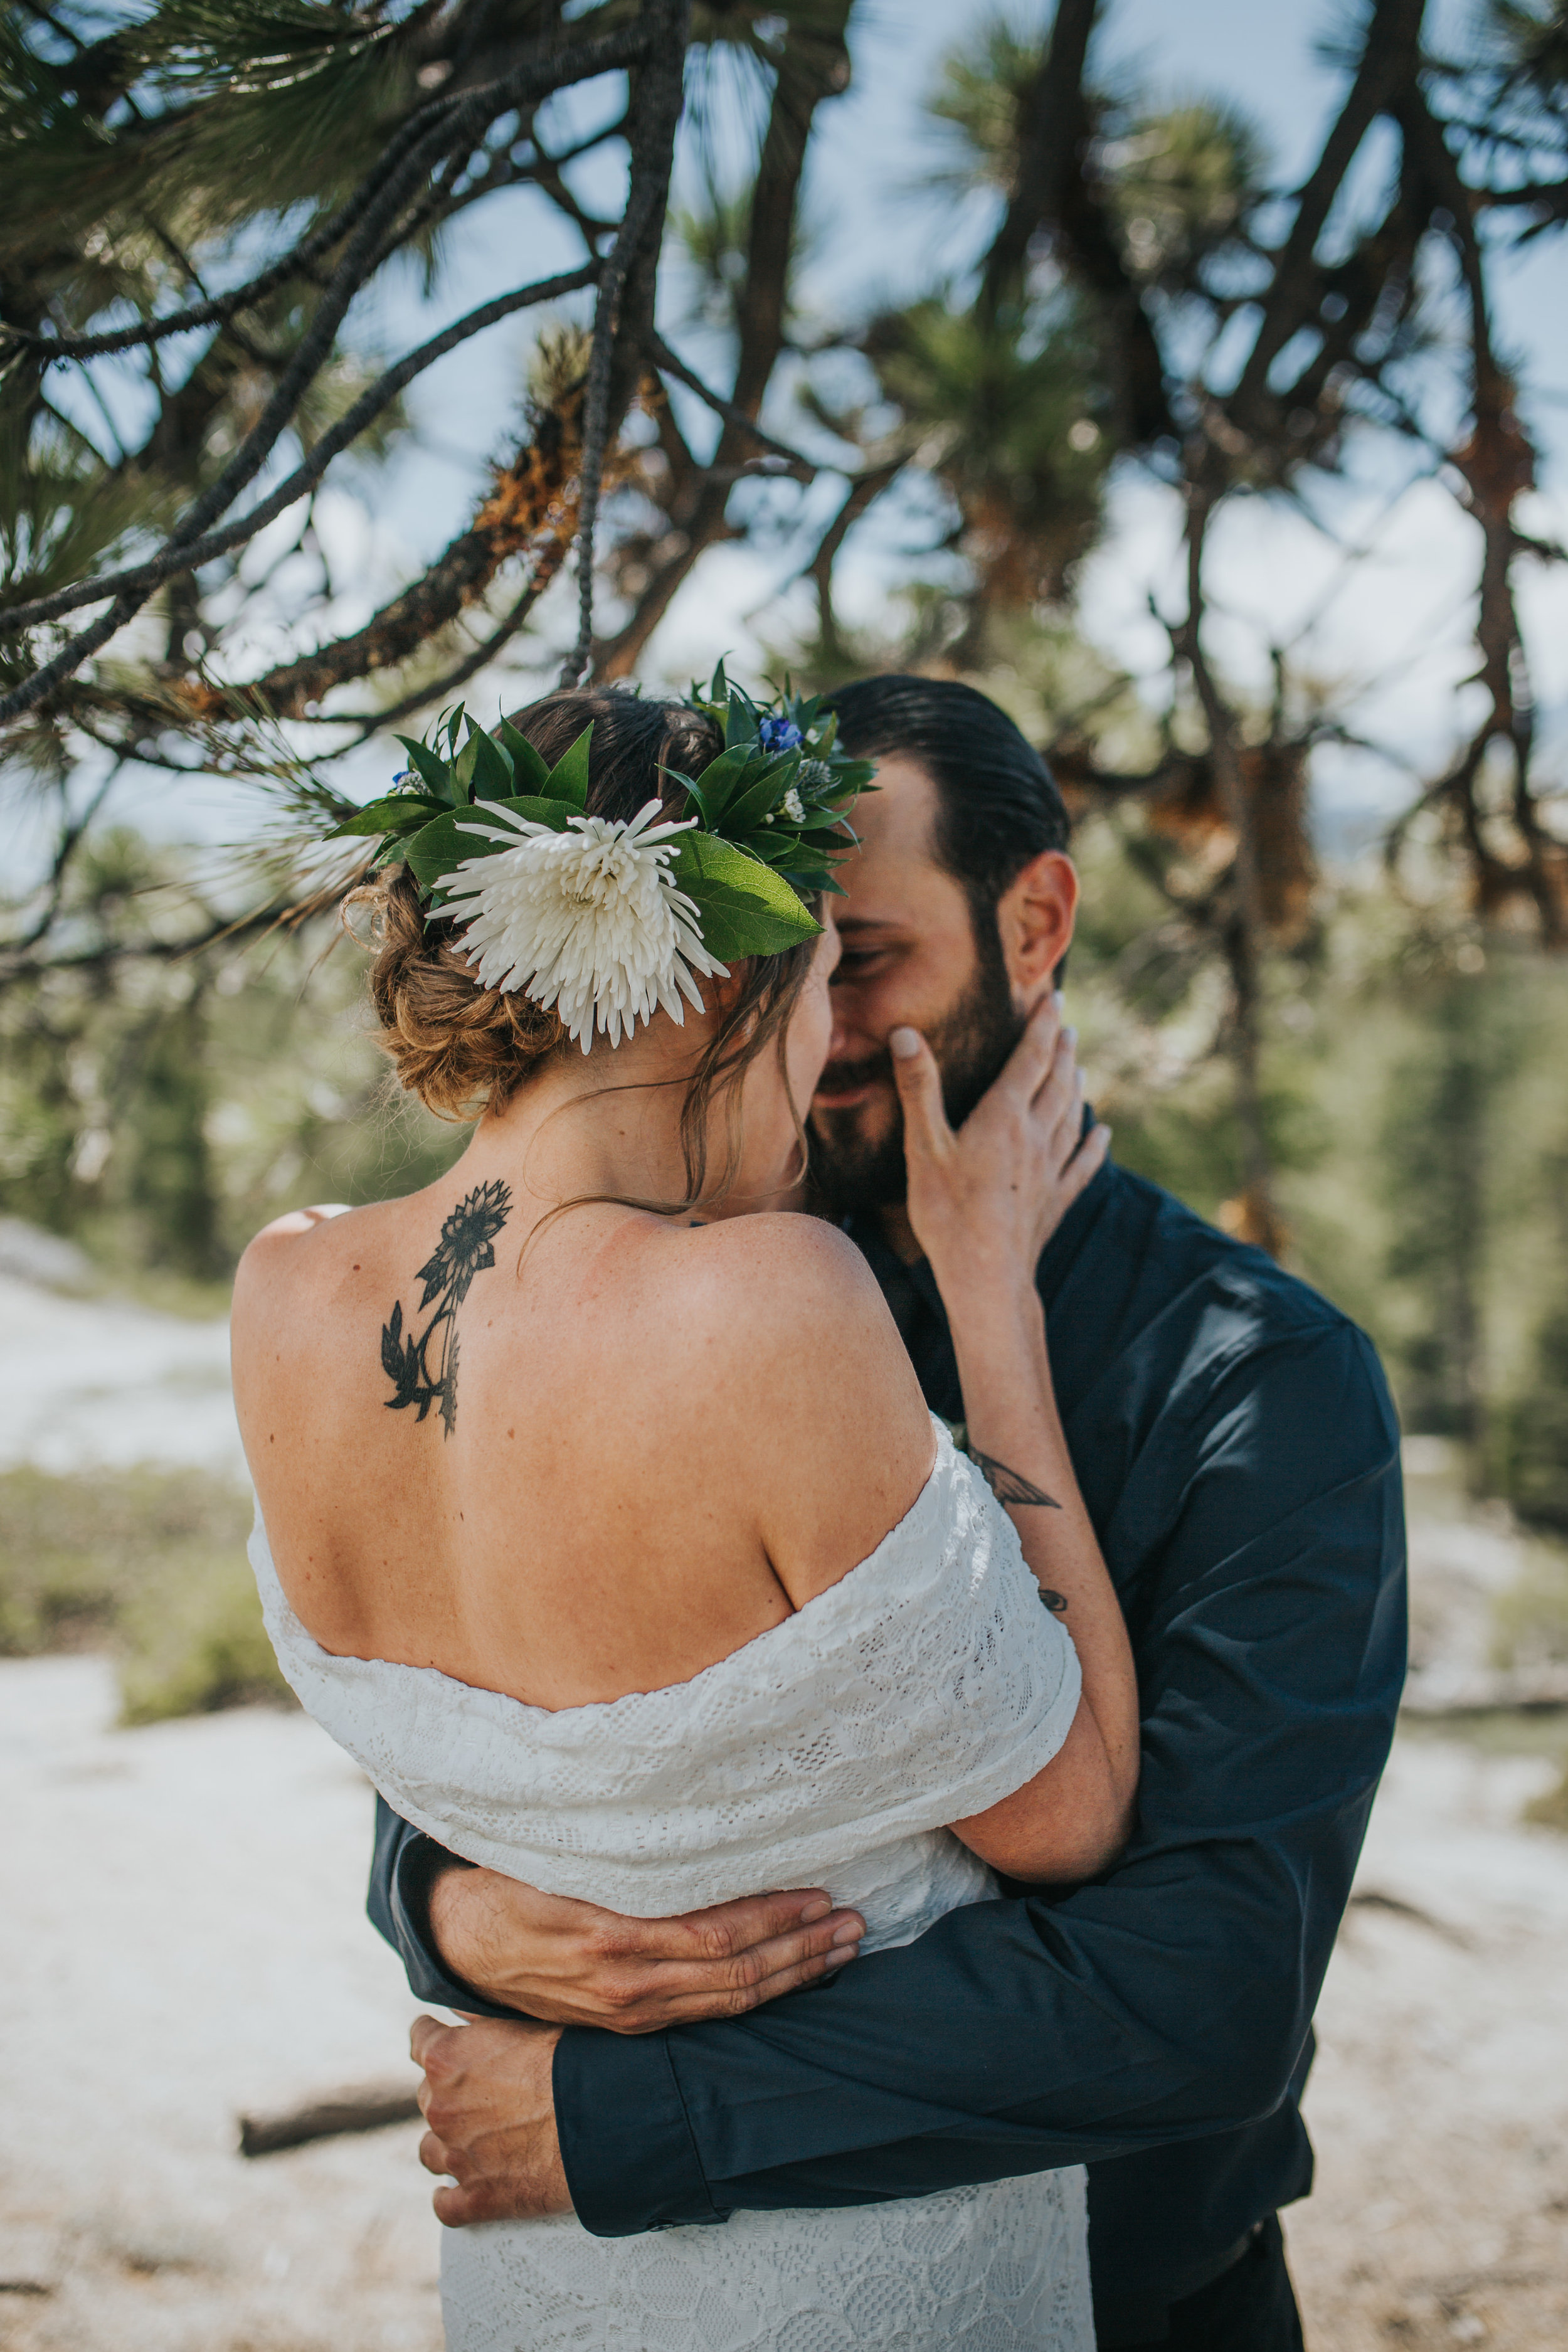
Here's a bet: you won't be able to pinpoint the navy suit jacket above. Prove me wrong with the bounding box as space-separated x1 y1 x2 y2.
369 1162 1406 2331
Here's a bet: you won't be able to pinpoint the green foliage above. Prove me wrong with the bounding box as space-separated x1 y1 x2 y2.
1497 1311 1568 1532
0 1460 288 1722
352 682 872 951
0 828 465 1281
1064 844 1568 1476
1101 98 1269 285
861 292 1113 632
1494 1150 1568 1530
1492 1538 1568 1670
922 14 1046 193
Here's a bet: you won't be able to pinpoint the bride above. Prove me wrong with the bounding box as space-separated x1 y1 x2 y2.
231 675 1138 2351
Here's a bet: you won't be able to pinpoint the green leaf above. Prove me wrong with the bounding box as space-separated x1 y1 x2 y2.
543 722 594 810
724 687 761 748
497 719 551 794
452 736 479 799
405 815 472 896
395 737 458 804
723 758 797 837
464 723 514 798
326 793 445 840
670 835 822 960
730 830 800 866
667 770 711 826
683 744 755 821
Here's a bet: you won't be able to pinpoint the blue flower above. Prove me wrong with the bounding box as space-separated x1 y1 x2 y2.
758 715 803 753
391 768 418 790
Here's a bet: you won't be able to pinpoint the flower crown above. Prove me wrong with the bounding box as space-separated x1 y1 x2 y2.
329 664 874 1049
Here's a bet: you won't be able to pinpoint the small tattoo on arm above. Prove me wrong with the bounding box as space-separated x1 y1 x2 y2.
1039 1587 1069 1614
970 1449 1062 1510
380 1180 512 1438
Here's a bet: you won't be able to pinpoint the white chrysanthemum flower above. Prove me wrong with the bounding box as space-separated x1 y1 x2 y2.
435 798 728 1050
780 786 806 822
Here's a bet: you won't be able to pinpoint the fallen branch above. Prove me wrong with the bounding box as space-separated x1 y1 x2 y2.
1401 1666 1568 1716
1345 1888 1473 1947
238 2077 421 2158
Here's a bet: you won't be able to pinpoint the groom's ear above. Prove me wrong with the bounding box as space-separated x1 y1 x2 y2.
995 852 1078 995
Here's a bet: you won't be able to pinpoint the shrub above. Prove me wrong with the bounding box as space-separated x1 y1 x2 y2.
0 1464 291 1721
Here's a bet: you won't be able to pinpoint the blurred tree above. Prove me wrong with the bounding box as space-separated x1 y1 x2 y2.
1379 973 1496 1453
122 978 221 1279
818 0 1568 1248
1 0 1566 1298
0 826 462 1281
1498 1152 1568 1529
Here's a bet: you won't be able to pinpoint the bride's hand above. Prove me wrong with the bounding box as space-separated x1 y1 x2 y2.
889 992 1107 1297
428 1864 864 2033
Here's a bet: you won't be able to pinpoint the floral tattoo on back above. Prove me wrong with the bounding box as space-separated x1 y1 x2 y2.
381 1180 512 1437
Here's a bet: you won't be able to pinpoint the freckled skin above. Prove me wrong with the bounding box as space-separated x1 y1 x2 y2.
230 926 936 1710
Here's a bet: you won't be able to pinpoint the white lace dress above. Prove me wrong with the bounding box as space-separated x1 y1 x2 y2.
251 1418 1093 2352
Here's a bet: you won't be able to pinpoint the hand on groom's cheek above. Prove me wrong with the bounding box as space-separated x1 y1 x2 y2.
412 2013 571 2223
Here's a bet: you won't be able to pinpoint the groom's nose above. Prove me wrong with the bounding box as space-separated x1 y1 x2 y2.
825 999 882 1068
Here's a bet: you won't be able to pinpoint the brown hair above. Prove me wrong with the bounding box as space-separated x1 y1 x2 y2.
349 688 817 1210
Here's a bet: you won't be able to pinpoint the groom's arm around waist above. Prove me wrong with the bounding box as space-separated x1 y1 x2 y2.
551 1317 1407 2232
369 1800 519 2020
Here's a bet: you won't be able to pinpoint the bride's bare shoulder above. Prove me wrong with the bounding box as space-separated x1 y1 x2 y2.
677 1215 935 1597
231 1198 397 1352
610 1212 935 1561
636 1210 898 1358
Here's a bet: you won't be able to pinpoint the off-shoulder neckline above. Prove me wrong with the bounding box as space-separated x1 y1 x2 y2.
252 1414 975 1730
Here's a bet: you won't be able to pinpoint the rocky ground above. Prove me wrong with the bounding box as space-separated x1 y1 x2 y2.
1 1267 1564 2350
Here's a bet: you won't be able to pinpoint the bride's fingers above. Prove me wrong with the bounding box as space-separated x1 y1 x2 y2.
659 1938 863 2026
1063 1120 1111 1198
618 1887 844 1965
586 1907 864 2030
1037 1064 1086 1170
659 1913 863 2008
889 1026 957 1162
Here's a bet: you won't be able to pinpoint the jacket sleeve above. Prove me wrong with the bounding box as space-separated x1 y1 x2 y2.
553 1323 1407 2232
367 1794 518 2020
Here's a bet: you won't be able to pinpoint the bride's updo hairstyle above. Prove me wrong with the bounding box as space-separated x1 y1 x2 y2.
352 687 818 1207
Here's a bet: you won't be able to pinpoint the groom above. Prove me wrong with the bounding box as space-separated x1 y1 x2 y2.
373 675 1406 2351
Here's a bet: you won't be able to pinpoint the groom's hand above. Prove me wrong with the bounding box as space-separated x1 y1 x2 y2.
413 2013 571 2223
428 1865 864 2033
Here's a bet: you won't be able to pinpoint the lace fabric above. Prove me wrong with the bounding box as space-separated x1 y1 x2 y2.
251 1414 1093 2348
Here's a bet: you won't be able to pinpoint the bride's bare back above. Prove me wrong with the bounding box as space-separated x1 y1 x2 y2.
231 1170 934 1711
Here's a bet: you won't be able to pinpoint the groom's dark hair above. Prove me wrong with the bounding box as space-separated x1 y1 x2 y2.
824 675 1071 923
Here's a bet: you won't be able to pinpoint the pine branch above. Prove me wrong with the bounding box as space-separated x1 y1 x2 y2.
980 0 1099 305
647 334 818 477
184 381 587 720
595 0 854 678
0 265 601 638
0 78 472 361
559 0 691 685
1228 0 1427 431
326 569 561 737
0 15 654 726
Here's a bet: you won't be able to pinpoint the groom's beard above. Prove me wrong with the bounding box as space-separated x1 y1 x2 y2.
810 921 1024 1216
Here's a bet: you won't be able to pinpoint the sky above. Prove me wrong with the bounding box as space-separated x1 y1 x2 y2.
21 0 1568 865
